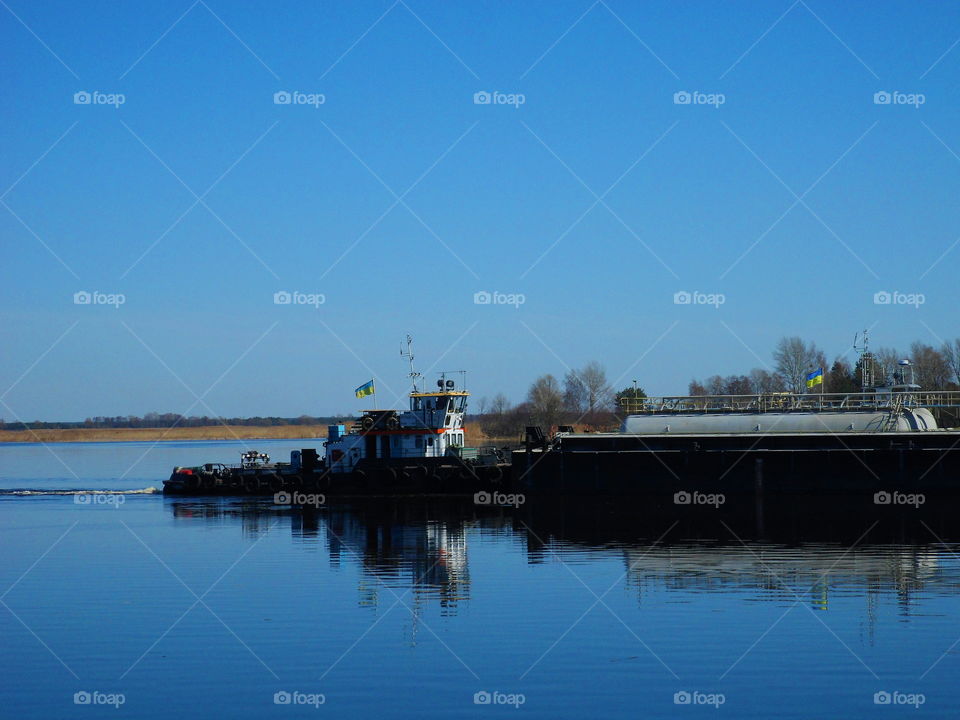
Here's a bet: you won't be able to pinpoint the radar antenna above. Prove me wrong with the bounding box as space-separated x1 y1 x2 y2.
401 334 421 393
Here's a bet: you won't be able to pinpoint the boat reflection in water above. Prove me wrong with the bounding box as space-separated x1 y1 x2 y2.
168 498 491 615
166 495 960 621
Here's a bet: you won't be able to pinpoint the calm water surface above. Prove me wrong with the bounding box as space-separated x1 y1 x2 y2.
1 440 959 717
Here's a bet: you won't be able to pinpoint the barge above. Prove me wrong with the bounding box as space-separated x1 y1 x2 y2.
515 348 960 497
164 339 510 497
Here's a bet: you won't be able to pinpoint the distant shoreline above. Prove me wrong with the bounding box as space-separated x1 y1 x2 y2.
0 425 508 445
0 425 331 444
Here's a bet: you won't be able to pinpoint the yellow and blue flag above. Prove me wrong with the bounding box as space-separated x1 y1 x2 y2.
355 380 375 399
806 368 823 389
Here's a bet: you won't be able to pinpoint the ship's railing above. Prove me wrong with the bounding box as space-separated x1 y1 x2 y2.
619 390 960 415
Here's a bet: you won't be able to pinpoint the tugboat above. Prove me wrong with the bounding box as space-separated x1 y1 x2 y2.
163 337 509 496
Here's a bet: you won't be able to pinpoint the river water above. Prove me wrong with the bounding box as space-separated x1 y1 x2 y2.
1 440 958 717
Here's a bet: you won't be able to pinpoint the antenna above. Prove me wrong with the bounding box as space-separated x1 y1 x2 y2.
854 328 876 390
401 334 421 392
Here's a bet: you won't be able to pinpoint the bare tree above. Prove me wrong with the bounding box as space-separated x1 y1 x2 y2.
579 361 611 417
481 393 513 438
773 336 823 393
706 375 725 395
563 369 585 413
748 368 783 393
910 342 952 389
723 375 753 395
941 339 960 386
490 393 510 416
873 346 901 385
527 374 564 431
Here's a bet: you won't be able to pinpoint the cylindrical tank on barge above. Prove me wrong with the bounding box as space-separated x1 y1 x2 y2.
620 407 938 435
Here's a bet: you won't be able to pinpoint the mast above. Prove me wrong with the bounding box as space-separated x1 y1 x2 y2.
400 334 421 393
854 328 876 390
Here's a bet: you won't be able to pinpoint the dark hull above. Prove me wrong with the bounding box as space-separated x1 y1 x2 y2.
513 430 960 496
163 457 511 497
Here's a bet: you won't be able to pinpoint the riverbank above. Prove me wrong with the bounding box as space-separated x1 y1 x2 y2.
0 425 518 444
0 425 330 443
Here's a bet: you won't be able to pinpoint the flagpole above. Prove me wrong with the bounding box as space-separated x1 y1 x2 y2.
372 378 377 409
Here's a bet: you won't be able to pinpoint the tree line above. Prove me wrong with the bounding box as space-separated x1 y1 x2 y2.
687 336 960 397
472 335 960 439
0 413 352 432
475 361 626 439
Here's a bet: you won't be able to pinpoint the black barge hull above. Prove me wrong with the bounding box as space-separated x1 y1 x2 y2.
513 430 960 495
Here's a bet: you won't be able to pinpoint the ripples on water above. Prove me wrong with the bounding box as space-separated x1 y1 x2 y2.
1 441 959 718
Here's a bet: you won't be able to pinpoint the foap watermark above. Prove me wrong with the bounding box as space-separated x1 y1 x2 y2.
474 490 525 508
274 491 326 508
273 690 325 708
474 290 525 308
874 490 925 508
273 90 325 108
473 90 525 108
674 490 725 508
74 290 125 308
873 290 925 308
673 290 725 308
873 91 925 108
873 690 925 708
73 90 125 108
274 290 325 308
73 691 125 708
473 690 526 708
74 493 125 508
674 690 725 708
673 90 725 108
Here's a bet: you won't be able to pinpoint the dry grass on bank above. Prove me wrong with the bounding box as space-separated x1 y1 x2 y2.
0 425 330 443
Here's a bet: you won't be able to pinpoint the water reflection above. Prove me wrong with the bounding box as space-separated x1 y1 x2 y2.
166 497 960 621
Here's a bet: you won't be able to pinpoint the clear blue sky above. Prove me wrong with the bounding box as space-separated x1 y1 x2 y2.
2 0 958 421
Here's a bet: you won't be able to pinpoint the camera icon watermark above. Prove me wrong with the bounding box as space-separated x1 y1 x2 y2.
273 90 325 108
74 290 126 308
473 690 525 707
873 90 925 108
73 90 125 108
73 691 125 708
873 290 924 308
473 290 525 308
274 491 326 508
273 690 325 707
273 290 325 308
673 290 725 308
873 490 925 508
673 90 725 108
474 490 525 508
673 490 725 508
473 90 526 108
673 690 725 707
873 690 925 707
74 493 126 508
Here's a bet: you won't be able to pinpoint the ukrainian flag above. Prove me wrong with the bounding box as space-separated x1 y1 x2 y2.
355 380 375 399
806 368 823 389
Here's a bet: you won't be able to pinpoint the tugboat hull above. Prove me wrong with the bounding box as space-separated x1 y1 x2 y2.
163 457 511 497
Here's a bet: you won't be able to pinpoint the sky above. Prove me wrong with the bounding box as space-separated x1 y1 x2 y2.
1 0 959 421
